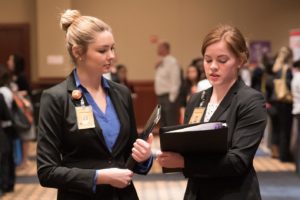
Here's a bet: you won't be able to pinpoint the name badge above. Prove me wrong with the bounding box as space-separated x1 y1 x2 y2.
189 107 205 124
75 106 96 129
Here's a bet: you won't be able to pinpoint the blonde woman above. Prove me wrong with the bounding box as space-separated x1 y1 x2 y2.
37 10 153 200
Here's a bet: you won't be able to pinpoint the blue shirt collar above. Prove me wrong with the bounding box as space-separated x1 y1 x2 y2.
73 69 110 90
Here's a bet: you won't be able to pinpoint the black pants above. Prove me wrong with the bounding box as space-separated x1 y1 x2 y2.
157 94 179 127
271 102 293 161
295 114 300 175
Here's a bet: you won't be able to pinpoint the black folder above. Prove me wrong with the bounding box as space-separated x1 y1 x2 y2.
159 122 228 173
125 104 161 170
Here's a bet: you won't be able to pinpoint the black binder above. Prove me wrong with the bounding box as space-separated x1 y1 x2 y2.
159 122 228 173
125 105 161 170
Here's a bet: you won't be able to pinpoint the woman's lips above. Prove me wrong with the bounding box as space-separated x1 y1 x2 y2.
209 74 220 81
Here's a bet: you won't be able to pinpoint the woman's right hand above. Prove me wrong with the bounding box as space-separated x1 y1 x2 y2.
96 168 133 188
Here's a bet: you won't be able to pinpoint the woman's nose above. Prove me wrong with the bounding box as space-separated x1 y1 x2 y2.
107 50 115 60
210 61 218 71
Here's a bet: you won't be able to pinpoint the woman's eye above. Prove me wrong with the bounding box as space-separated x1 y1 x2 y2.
98 49 107 54
219 60 227 64
205 60 212 63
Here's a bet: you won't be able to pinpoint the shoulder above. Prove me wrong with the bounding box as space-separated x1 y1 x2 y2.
234 83 266 117
0 86 13 106
164 55 178 65
107 80 131 102
236 83 264 103
107 80 130 94
189 91 202 105
41 80 68 102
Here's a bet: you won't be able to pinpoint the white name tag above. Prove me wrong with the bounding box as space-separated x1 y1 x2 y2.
75 106 96 129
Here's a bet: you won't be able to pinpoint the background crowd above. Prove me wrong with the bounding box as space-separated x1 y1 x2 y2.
1 43 300 197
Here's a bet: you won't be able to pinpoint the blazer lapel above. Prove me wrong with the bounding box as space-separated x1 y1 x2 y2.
208 79 242 122
185 88 212 124
106 84 127 157
66 73 111 154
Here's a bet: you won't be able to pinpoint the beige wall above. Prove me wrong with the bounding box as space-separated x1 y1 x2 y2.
36 0 72 79
73 0 300 80
0 0 37 81
1 0 300 81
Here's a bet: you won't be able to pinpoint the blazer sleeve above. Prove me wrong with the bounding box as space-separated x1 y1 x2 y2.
124 87 153 174
37 90 95 194
183 92 267 178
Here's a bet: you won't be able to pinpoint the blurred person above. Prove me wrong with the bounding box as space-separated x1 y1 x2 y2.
191 57 212 92
116 64 135 95
6 53 35 169
197 76 212 92
103 64 118 82
251 63 264 91
262 55 280 158
271 46 293 162
179 64 201 124
157 25 267 200
37 9 153 200
154 41 181 126
191 57 206 81
239 63 251 87
7 54 31 96
292 60 300 175
0 65 16 193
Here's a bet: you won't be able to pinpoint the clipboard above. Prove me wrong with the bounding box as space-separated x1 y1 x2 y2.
125 105 161 170
159 122 228 173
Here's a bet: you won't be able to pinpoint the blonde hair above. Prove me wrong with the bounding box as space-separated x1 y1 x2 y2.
273 46 293 72
60 9 111 63
201 25 249 64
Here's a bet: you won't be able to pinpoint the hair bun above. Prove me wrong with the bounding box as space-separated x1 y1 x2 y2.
60 9 81 32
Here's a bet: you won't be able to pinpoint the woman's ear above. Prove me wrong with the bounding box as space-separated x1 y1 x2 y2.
72 45 83 61
238 56 247 69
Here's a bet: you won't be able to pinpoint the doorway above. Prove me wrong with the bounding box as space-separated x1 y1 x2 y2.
0 24 30 81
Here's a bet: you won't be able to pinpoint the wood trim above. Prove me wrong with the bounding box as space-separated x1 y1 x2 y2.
31 77 65 89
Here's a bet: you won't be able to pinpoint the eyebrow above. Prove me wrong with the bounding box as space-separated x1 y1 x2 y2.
204 54 228 58
96 44 115 48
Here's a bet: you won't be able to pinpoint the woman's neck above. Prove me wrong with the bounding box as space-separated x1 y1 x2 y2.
210 78 237 104
76 67 102 91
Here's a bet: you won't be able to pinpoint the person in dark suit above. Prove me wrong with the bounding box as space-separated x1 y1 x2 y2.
37 9 153 200
157 25 267 200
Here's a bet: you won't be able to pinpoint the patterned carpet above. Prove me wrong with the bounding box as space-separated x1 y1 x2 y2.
1 139 300 200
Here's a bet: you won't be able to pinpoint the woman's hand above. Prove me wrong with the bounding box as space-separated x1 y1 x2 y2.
131 133 153 163
157 151 185 169
96 168 133 188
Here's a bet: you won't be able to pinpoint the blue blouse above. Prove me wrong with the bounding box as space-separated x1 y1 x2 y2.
73 70 152 192
74 70 120 152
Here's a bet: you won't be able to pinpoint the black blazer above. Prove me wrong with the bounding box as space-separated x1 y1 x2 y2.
0 93 12 152
182 79 267 200
37 73 150 200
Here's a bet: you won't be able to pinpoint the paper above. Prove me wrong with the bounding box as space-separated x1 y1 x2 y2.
166 122 226 133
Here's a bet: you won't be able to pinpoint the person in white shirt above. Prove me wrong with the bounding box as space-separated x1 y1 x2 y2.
154 42 181 126
292 60 300 175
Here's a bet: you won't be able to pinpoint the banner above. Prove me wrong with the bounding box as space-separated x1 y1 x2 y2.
249 40 271 65
290 29 300 61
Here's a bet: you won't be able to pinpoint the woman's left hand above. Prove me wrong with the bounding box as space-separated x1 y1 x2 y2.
157 151 184 169
131 133 153 163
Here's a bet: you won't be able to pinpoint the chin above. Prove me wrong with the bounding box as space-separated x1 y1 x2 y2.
102 67 111 74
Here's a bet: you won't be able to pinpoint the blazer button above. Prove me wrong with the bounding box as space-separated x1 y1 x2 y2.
108 160 112 165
